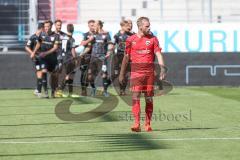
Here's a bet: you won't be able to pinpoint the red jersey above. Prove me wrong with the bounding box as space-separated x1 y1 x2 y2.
125 34 162 73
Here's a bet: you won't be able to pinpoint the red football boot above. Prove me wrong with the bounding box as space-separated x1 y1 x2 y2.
144 124 153 132
131 124 141 132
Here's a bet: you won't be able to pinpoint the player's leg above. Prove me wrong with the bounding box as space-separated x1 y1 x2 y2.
34 58 43 97
40 58 49 98
118 54 127 95
65 62 76 96
112 54 121 95
144 95 153 132
55 57 65 97
80 57 88 96
131 91 141 132
112 54 119 81
101 59 111 97
80 66 88 96
130 73 145 132
48 58 58 98
143 74 155 132
88 57 97 96
59 64 67 89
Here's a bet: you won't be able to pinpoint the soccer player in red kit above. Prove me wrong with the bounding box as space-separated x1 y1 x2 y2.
119 17 166 132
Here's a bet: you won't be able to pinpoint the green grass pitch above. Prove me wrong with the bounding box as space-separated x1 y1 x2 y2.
0 87 240 160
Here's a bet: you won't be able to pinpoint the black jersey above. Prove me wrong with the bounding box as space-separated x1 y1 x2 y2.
39 31 59 52
113 31 133 53
82 31 94 56
26 34 39 51
61 34 76 61
91 32 112 57
82 31 94 46
39 31 60 59
55 31 68 55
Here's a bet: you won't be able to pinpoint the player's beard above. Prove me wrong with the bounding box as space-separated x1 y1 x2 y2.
56 28 61 33
143 30 150 36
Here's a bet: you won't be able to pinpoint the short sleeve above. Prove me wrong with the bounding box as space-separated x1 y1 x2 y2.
153 37 162 53
125 37 132 55
106 32 113 44
26 37 33 47
83 32 88 41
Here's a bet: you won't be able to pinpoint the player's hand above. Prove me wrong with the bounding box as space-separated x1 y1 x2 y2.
105 52 111 59
39 52 47 58
89 35 95 41
160 72 166 80
159 65 168 80
30 53 35 59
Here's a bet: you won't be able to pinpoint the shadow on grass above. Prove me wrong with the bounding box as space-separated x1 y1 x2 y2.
0 133 169 157
159 127 218 132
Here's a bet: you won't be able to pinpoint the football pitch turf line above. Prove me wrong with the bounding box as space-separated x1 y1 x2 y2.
1 137 240 144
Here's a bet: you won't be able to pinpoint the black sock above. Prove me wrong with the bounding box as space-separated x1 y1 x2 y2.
90 82 95 89
103 77 108 92
42 73 48 93
37 78 42 93
68 79 73 94
107 79 112 86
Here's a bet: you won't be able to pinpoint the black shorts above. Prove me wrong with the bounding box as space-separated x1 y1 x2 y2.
88 56 107 76
33 57 43 71
80 54 91 71
113 53 124 72
64 61 76 75
44 55 58 72
112 53 130 76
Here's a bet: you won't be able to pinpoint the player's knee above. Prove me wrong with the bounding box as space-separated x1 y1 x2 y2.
102 73 107 78
88 74 93 82
36 71 42 78
65 75 69 80
132 92 141 100
145 96 153 103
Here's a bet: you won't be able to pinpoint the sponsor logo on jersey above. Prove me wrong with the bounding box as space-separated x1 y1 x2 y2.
136 49 151 54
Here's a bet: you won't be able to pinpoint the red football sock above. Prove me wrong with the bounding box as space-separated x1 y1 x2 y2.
132 98 140 126
145 100 153 126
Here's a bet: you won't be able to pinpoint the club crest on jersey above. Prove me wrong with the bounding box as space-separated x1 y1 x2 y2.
146 40 151 46
102 35 106 39
50 37 55 41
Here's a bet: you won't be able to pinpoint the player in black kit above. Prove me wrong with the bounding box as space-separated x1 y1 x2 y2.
87 20 114 97
25 23 44 97
57 24 77 97
113 20 134 95
34 20 60 98
79 19 95 96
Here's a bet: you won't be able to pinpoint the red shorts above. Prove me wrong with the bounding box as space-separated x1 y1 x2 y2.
130 72 154 96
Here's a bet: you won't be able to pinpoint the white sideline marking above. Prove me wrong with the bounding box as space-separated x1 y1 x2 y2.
0 137 240 144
